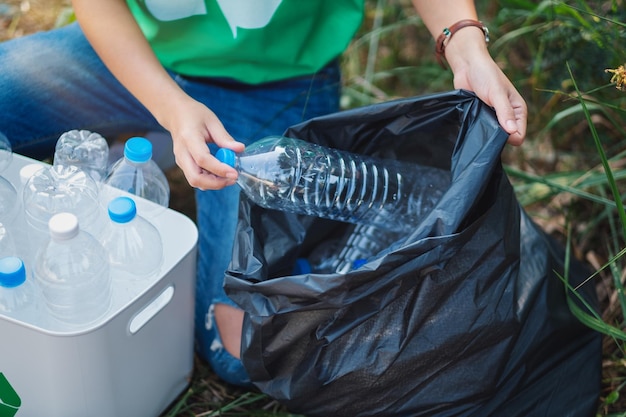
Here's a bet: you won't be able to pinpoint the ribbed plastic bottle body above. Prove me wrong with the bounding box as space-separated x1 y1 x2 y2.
300 224 404 274
100 197 163 279
22 165 103 249
53 129 110 182
332 224 404 273
34 214 111 326
227 136 450 232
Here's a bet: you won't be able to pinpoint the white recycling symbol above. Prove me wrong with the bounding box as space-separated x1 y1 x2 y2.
144 0 283 39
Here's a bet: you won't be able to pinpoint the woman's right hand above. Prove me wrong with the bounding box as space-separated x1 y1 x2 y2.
161 95 245 190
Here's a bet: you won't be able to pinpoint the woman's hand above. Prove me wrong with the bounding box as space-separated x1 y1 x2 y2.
444 28 527 145
410 0 528 145
161 95 245 190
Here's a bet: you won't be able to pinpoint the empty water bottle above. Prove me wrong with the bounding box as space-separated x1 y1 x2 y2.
0 175 18 226
100 196 163 279
295 224 404 275
0 256 37 322
329 224 404 274
19 163 45 189
22 164 103 251
34 212 111 327
0 223 17 260
217 136 450 232
103 137 170 213
0 133 17 226
0 131 13 173
14 164 46 269
54 129 110 182
0 173 20 261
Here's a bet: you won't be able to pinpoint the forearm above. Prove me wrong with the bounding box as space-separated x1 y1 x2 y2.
71 0 188 129
412 0 527 144
411 0 488 72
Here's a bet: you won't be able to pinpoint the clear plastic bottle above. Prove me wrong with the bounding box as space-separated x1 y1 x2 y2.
13 164 46 270
103 137 170 213
53 129 110 182
0 131 13 173
34 212 111 327
332 224 404 273
0 160 20 263
0 176 18 227
0 223 17 260
19 163 45 189
0 133 17 226
217 136 450 232
296 224 404 275
22 164 103 251
0 256 37 322
100 196 163 280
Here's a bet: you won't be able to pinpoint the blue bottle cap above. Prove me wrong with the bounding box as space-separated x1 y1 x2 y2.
292 258 312 275
0 256 26 288
352 258 367 270
124 137 152 163
108 196 137 223
216 148 235 167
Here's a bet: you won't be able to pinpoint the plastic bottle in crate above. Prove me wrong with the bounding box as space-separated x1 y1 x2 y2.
0 131 13 172
0 176 17 256
103 137 170 213
0 132 18 229
216 136 450 232
100 196 163 279
34 212 112 327
53 129 110 182
0 256 37 322
22 164 104 252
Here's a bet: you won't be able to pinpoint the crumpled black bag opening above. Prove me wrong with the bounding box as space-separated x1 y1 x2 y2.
225 90 602 417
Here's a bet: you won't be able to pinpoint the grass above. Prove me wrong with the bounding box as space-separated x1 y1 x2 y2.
2 0 626 415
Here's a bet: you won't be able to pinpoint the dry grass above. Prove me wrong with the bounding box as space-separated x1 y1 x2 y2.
0 0 71 39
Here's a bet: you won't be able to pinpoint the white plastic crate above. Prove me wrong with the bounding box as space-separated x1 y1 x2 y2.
0 154 198 417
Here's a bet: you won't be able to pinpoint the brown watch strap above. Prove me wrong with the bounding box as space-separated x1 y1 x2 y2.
435 19 490 69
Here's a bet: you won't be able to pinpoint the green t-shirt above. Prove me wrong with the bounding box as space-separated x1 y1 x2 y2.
128 0 364 84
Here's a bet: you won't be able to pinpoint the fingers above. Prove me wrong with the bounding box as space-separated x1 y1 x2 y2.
176 147 237 191
491 87 528 146
171 128 240 191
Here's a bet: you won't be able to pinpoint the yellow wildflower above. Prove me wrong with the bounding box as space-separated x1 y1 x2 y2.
606 65 626 91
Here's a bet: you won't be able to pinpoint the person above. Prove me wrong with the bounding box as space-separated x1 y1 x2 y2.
0 0 527 387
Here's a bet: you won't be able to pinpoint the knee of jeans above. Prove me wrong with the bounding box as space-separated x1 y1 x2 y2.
197 303 252 387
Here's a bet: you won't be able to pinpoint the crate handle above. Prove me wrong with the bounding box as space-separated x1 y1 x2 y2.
129 286 174 334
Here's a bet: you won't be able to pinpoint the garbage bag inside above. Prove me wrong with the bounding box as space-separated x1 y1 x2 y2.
225 90 601 417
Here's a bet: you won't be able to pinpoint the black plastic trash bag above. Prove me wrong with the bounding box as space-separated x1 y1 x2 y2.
224 90 601 417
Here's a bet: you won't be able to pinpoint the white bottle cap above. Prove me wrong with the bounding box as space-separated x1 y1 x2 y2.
48 212 80 241
19 163 45 186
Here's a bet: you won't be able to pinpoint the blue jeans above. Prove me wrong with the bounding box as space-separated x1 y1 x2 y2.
0 22 341 386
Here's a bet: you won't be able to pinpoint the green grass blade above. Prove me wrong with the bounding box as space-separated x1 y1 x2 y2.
567 62 626 239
